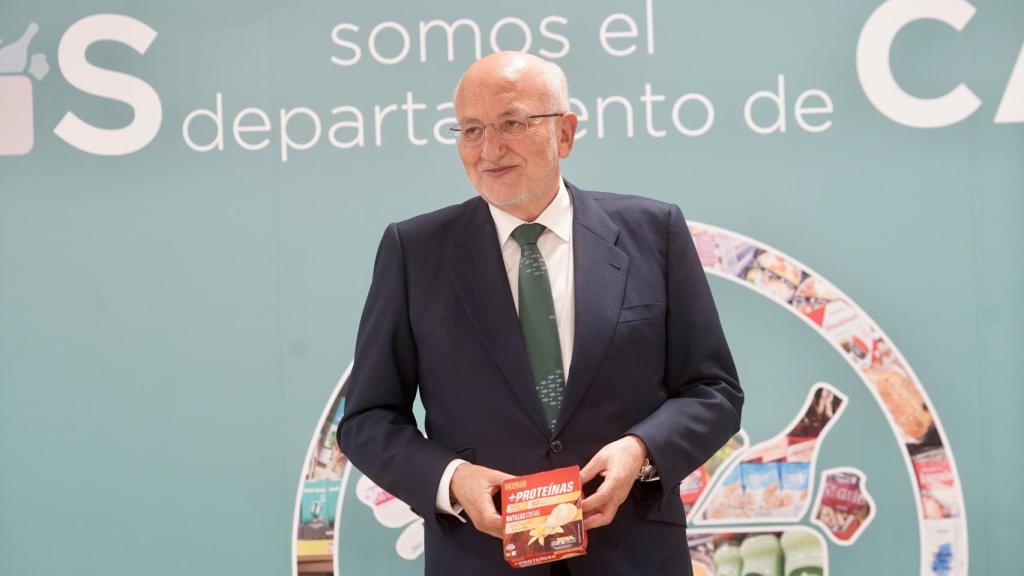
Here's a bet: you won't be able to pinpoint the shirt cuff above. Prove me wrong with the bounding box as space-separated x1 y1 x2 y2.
435 458 469 521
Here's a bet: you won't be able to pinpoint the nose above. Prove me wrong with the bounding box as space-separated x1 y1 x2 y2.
479 125 505 161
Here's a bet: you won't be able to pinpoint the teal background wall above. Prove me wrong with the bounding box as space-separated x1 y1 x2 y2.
1 1 1020 574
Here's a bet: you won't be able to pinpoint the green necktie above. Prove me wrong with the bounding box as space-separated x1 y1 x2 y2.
511 223 565 430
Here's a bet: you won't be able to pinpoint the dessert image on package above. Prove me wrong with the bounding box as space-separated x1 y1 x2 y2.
527 502 579 546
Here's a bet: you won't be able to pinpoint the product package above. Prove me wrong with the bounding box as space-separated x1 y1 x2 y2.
815 471 871 542
912 447 958 518
501 466 587 568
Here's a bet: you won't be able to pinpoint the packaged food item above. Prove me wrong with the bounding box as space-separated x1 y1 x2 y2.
705 465 745 520
501 466 586 568
740 534 783 576
785 438 816 462
792 277 840 326
814 299 877 369
912 448 958 518
779 462 811 513
922 519 965 576
744 251 802 302
788 385 844 440
814 471 871 542
780 529 824 576
714 234 757 276
871 367 933 443
741 462 781 515
684 432 749 515
681 466 709 514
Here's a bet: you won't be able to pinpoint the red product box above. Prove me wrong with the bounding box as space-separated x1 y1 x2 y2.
680 466 708 509
817 472 870 541
501 466 588 569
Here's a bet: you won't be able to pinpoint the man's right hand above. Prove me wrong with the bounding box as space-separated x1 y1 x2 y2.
450 463 513 539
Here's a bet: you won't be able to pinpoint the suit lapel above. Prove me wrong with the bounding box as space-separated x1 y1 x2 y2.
555 184 629 437
446 198 552 439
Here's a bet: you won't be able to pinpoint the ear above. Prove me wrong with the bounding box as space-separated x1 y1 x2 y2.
557 113 578 159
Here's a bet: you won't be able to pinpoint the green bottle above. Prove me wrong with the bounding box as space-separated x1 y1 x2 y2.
780 530 824 576
740 534 783 576
713 542 742 576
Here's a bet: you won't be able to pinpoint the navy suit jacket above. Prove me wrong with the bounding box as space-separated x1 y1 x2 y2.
338 182 743 575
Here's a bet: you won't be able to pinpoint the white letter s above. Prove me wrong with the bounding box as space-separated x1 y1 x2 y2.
54 14 162 155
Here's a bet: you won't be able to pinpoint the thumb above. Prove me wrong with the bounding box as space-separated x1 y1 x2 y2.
484 469 515 487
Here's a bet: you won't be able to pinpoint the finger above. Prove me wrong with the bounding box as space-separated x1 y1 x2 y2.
484 469 516 484
481 511 505 539
583 507 611 530
467 506 499 530
480 492 501 515
582 487 612 512
583 515 605 530
494 470 516 481
580 454 606 484
600 502 620 521
597 472 632 503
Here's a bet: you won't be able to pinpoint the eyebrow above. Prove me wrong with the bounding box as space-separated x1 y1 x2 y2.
458 108 528 123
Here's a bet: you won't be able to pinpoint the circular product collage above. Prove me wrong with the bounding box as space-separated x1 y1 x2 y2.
291 223 967 576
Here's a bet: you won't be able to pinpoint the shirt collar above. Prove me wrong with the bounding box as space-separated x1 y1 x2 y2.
488 178 573 247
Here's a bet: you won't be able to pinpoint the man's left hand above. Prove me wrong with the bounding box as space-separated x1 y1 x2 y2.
580 435 647 530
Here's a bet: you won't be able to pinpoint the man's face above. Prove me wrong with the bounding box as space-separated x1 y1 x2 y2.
454 67 574 220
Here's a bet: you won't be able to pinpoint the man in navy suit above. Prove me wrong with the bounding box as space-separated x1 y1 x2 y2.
338 52 742 575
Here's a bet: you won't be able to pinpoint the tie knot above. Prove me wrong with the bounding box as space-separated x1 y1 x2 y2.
511 223 546 247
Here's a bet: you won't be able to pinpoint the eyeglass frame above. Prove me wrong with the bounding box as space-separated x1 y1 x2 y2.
450 113 566 144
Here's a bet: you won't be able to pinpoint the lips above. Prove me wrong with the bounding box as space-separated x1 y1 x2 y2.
483 165 516 177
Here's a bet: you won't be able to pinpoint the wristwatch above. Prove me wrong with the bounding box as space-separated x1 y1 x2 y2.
637 457 660 482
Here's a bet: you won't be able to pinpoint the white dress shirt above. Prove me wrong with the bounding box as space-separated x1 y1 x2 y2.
434 178 576 519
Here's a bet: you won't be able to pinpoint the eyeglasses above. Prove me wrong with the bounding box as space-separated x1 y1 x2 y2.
450 113 565 144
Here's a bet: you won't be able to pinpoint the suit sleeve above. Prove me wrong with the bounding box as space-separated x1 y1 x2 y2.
626 203 744 497
337 223 461 533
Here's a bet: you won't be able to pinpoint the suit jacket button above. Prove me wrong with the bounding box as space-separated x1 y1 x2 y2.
550 440 563 454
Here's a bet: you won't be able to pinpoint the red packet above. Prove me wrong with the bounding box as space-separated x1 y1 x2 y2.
501 466 588 568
